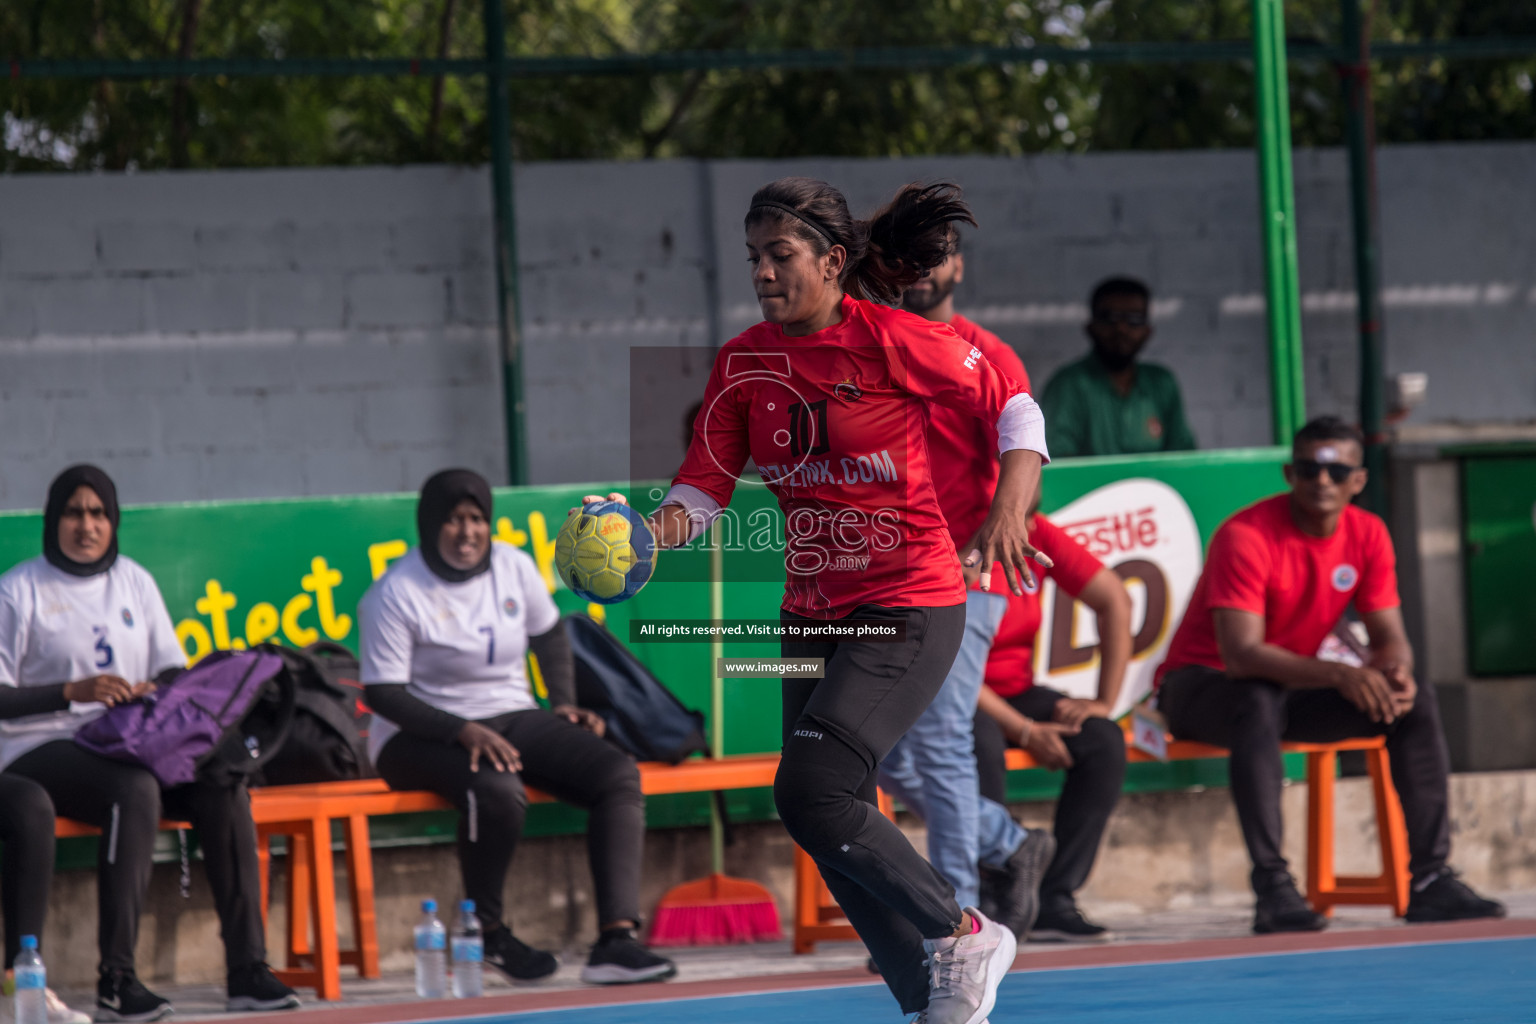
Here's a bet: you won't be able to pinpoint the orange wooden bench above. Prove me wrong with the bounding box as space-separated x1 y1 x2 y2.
791 732 1410 952
57 756 782 999
250 755 783 999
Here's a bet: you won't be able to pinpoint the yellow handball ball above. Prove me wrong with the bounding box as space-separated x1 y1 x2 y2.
553 500 655 604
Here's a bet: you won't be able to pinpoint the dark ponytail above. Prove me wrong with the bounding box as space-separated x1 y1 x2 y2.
745 178 976 304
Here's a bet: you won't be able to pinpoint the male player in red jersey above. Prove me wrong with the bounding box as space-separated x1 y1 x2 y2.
1156 417 1505 934
970 503 1131 943
877 235 1057 941
596 177 1048 1024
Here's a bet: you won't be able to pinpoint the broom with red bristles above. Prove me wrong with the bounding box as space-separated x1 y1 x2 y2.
648 524 782 946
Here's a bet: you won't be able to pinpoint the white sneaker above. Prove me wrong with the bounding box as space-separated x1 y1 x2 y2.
45 988 92 1024
917 907 1016 1024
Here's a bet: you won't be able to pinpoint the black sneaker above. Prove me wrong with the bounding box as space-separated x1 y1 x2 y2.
484 926 559 982
94 970 172 1023
985 830 1057 940
226 963 301 1012
1253 880 1328 934
1405 870 1506 923
580 927 678 985
1030 901 1114 944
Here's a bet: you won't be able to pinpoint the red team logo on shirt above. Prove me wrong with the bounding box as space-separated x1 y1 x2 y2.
503 597 518 616
121 608 134 627
1331 564 1359 592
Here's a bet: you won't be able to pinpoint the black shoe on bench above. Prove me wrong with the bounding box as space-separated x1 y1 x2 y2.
580 927 677 985
95 970 171 1023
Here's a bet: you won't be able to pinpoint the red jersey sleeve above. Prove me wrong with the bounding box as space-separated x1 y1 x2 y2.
1033 515 1104 594
1354 515 1401 614
978 333 1030 394
1203 520 1273 617
878 312 1028 425
669 342 752 509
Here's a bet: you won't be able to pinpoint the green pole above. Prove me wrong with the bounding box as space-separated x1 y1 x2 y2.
1251 0 1307 444
708 522 725 875
1341 0 1388 512
483 0 529 485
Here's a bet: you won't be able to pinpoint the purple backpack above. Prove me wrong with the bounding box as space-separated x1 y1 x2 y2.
75 649 294 787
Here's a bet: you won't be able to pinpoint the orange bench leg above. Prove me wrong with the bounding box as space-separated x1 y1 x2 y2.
257 833 271 930
1366 746 1412 915
272 820 342 1001
1306 750 1338 916
342 814 381 978
305 816 343 999
286 830 312 963
1307 745 1411 917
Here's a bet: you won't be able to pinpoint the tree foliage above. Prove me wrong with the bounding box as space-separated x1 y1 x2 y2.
1 0 1532 171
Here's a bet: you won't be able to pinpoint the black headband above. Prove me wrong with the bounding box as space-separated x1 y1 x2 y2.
750 201 838 246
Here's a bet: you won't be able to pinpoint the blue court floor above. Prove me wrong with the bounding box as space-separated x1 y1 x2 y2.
473 936 1535 1024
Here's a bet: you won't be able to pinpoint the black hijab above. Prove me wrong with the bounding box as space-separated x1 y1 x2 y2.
43 464 121 578
417 469 494 583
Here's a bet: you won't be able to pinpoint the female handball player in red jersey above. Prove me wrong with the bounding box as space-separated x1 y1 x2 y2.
591 178 1050 1023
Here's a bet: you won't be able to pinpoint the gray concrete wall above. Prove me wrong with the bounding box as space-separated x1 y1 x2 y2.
1 143 1533 507
37 767 1536 986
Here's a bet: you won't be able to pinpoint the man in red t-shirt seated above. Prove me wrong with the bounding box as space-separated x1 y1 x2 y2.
972 505 1132 942
1156 417 1504 933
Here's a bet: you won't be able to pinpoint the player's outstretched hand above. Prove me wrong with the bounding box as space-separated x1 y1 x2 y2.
458 721 522 773
552 704 606 738
964 508 1053 596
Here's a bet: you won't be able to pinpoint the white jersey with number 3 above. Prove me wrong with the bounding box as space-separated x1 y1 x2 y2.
0 555 186 770
358 545 560 763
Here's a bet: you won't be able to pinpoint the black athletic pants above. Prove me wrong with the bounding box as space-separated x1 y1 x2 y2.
973 686 1126 907
1157 665 1453 894
7 740 267 974
778 604 968 1016
375 707 644 933
0 773 56 969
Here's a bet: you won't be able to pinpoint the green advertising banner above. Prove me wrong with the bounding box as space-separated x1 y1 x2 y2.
2 446 1291 840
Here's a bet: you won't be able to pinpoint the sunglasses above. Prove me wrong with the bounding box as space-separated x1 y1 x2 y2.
1292 459 1361 483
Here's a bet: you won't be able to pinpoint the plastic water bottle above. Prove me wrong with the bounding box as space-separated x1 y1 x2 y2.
14 935 46 1024
451 899 484 998
414 899 447 998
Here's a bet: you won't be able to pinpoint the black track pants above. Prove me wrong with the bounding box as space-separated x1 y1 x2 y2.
777 604 967 1017
375 708 644 932
0 773 56 969
1158 665 1453 893
972 686 1126 907
8 740 267 973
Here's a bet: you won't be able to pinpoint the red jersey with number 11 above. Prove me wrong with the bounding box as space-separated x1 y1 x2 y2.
672 295 1034 619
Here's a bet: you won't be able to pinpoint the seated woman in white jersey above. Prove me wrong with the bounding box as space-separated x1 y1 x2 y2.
0 466 299 1021
359 469 676 986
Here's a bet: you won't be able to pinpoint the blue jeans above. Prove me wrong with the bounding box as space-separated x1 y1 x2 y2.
878 589 1028 908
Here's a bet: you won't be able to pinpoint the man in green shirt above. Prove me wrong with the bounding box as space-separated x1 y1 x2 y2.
1041 277 1197 457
